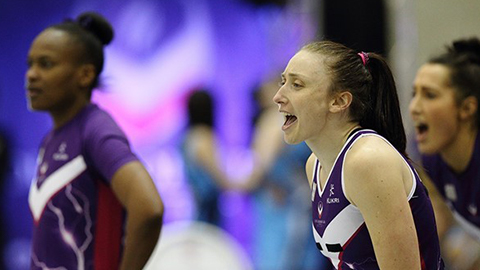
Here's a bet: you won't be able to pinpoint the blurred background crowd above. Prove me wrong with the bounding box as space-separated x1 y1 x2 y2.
1 0 479 269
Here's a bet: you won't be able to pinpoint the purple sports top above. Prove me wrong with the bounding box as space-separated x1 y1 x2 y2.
311 129 444 269
28 104 138 270
422 131 480 241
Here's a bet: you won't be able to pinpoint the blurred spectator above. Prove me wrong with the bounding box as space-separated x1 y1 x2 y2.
182 90 230 226
238 78 328 270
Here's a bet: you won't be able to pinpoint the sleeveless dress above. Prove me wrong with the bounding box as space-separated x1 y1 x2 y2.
311 129 444 269
422 132 480 241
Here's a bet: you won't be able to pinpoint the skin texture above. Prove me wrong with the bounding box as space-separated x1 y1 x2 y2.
410 63 477 172
26 29 92 129
26 28 164 270
274 51 333 147
275 50 421 269
111 161 163 270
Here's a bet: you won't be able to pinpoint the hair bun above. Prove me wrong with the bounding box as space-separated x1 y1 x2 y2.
452 37 480 65
76 12 114 45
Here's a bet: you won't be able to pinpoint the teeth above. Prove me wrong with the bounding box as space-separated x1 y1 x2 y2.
283 113 293 122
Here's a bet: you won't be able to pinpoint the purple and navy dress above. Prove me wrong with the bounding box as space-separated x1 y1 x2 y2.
29 104 138 270
422 132 480 241
311 129 444 269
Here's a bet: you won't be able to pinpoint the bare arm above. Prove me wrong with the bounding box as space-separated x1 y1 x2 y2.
236 108 285 191
191 126 231 189
111 161 164 270
345 139 421 269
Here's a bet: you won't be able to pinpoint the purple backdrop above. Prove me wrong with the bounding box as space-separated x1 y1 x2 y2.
0 0 315 268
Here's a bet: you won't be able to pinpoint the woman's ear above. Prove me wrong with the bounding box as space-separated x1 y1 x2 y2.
77 64 96 88
330 91 353 113
459 96 478 121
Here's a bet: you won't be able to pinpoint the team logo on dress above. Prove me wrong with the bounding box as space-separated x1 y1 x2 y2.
327 184 340 204
53 142 69 161
317 201 323 219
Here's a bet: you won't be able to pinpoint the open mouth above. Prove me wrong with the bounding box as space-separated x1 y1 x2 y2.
414 122 429 142
416 123 428 134
283 113 298 130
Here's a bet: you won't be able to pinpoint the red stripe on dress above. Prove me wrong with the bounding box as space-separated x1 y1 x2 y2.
337 223 367 269
419 244 426 270
421 256 426 270
94 180 123 269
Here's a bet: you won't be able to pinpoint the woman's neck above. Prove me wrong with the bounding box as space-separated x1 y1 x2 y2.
307 123 361 174
51 99 90 129
440 125 478 174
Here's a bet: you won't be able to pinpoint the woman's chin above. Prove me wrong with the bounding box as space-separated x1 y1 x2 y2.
283 134 301 145
417 143 439 155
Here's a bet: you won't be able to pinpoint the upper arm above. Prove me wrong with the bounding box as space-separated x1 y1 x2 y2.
111 161 163 270
344 140 420 269
111 161 163 216
83 114 163 215
305 153 316 188
252 109 285 168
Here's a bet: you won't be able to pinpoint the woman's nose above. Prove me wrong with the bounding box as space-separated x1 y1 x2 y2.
409 95 421 117
273 87 285 105
26 66 38 82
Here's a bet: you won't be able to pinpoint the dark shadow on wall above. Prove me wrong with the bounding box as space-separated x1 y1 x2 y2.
323 0 387 56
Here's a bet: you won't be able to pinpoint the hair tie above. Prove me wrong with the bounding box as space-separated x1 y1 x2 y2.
358 52 369 66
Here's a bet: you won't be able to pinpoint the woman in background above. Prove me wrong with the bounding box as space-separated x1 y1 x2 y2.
26 12 163 270
410 37 480 269
183 90 230 226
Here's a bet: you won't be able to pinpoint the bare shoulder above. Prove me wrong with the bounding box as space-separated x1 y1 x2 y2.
343 135 406 204
305 153 317 188
345 135 401 171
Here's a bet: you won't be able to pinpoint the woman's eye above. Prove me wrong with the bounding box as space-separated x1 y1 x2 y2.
39 60 53 69
425 92 436 99
292 82 303 88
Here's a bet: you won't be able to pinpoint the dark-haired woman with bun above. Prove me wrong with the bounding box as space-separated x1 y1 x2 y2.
410 37 480 269
25 12 164 270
